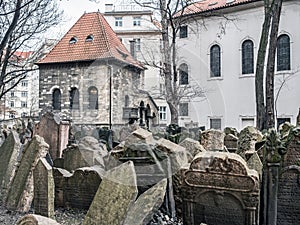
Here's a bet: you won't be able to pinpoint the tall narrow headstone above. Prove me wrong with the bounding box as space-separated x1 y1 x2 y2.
83 161 138 225
0 131 21 200
33 158 55 218
123 179 167 225
6 135 49 212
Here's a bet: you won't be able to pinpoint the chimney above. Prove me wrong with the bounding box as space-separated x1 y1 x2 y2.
105 4 114 12
129 40 136 60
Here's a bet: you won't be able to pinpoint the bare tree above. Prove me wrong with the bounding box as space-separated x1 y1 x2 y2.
255 0 283 130
0 0 62 100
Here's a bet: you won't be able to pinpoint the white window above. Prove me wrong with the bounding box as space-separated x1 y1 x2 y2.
134 38 141 51
21 80 28 87
159 106 167 121
115 17 123 27
21 91 28 97
133 17 141 26
21 101 27 108
9 113 15 118
179 103 189 116
10 101 14 107
210 118 221 130
11 91 15 97
241 118 255 129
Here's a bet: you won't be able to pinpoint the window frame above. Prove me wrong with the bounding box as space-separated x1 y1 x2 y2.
88 86 99 110
133 38 141 52
70 88 79 110
210 44 221 77
179 63 189 85
115 17 123 27
179 25 188 38
210 118 222 130
241 40 254 75
21 80 28 87
52 88 61 110
133 16 141 26
159 106 167 121
277 34 291 71
179 102 189 117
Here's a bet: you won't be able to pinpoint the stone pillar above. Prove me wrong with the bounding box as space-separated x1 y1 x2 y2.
266 163 280 225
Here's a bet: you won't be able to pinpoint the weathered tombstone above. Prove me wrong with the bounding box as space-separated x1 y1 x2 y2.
246 152 263 178
6 135 49 212
276 127 300 224
0 131 21 200
224 127 239 136
63 136 108 172
52 167 72 207
33 158 55 218
179 138 205 162
123 178 167 225
83 161 138 225
181 151 260 225
34 112 69 160
237 126 263 158
64 166 105 209
16 214 60 225
224 134 238 153
200 129 225 151
124 128 155 147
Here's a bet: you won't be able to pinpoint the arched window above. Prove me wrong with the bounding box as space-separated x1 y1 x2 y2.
242 40 254 74
277 34 290 71
210 45 221 77
88 86 98 110
69 36 78 44
52 89 61 110
179 63 189 85
70 88 79 110
125 95 129 107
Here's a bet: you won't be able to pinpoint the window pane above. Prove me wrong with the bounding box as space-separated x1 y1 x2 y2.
210 118 221 129
179 64 189 85
159 106 167 121
88 86 98 110
277 34 290 71
180 26 188 38
210 45 221 77
70 88 79 109
242 40 254 74
179 103 188 116
52 89 61 110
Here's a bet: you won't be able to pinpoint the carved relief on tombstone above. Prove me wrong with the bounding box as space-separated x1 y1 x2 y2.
181 151 260 225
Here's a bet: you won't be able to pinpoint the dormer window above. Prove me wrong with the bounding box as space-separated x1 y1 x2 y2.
69 36 78 44
86 34 94 42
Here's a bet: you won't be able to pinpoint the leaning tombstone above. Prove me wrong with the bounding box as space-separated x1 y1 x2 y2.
6 135 49 212
200 129 225 151
52 167 72 207
83 161 138 225
179 138 205 162
16 214 60 225
181 151 260 225
123 178 167 225
0 131 21 200
246 151 263 178
33 158 55 218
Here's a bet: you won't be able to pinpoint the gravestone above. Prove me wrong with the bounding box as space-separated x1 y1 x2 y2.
34 112 69 160
200 129 225 151
237 126 263 158
179 138 205 162
63 136 108 171
0 131 21 200
181 151 260 225
16 214 60 225
124 128 155 147
6 135 49 212
277 127 300 225
52 167 72 207
246 152 263 178
224 134 238 153
64 166 105 209
33 158 54 218
123 178 167 225
83 161 138 225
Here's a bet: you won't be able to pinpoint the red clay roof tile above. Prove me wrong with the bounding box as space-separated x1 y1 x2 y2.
38 12 143 69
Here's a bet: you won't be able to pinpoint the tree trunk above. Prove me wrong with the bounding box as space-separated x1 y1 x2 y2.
265 0 283 129
255 2 273 130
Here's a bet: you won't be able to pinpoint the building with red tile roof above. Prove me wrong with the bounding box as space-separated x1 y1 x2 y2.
38 12 158 127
